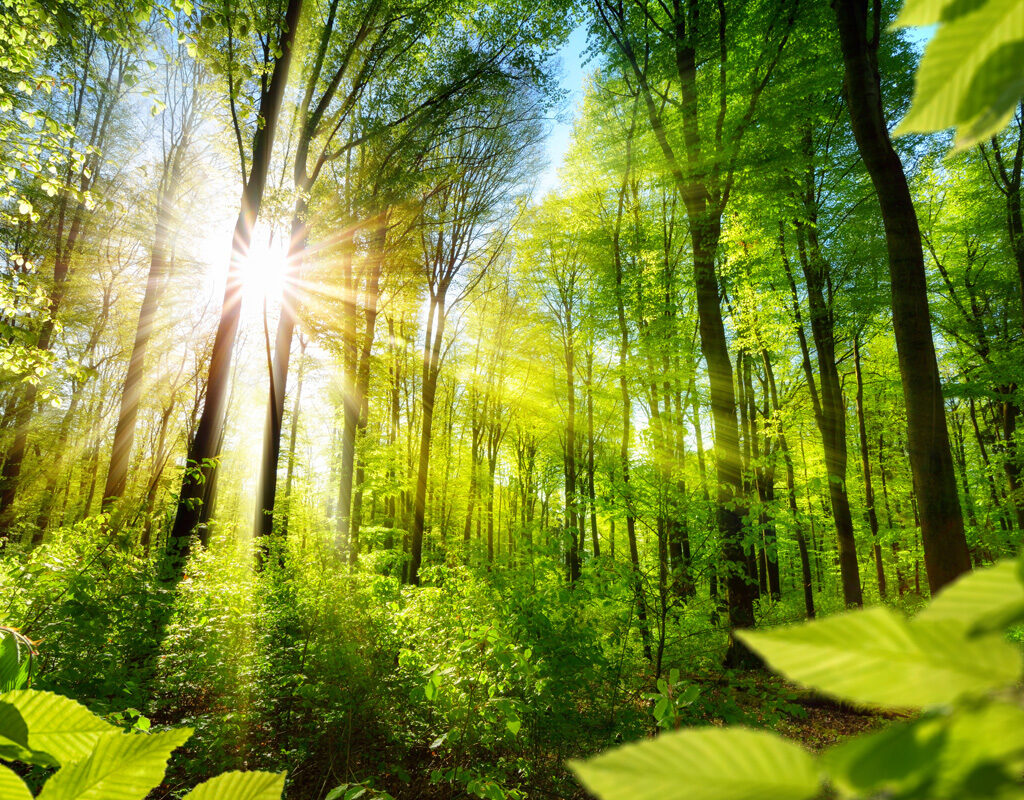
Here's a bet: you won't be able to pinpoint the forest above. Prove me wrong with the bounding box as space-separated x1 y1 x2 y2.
1 0 1023 797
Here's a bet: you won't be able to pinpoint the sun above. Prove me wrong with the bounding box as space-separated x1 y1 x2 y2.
243 236 290 304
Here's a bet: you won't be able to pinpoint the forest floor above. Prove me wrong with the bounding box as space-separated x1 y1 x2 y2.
780 692 894 751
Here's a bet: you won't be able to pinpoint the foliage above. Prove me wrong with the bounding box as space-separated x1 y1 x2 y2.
571 556 1024 799
0 650 284 800
896 0 1024 148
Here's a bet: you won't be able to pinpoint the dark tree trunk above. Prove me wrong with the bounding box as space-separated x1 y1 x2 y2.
170 0 304 566
832 0 971 593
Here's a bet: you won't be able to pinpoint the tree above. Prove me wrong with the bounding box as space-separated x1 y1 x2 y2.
103 23 205 512
593 0 797 665
169 0 304 561
406 87 540 585
831 0 971 593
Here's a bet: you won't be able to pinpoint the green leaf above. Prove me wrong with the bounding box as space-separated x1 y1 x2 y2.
0 699 43 764
0 764 33 800
182 770 286 799
935 701 1024 796
894 0 985 26
1 690 116 765
0 629 34 691
0 700 29 749
37 728 191 800
918 559 1024 635
569 726 820 800
823 714 948 797
738 607 1022 709
894 0 1024 148
825 701 1024 799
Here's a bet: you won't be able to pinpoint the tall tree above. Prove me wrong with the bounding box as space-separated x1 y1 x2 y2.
169 0 304 560
593 0 796 664
406 89 539 585
103 29 204 511
831 0 971 592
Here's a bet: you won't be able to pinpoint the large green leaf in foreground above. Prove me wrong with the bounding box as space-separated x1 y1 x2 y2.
37 728 192 800
918 558 1024 634
569 726 820 800
0 690 116 765
895 0 1024 148
183 770 286 800
739 606 1022 709
0 763 33 800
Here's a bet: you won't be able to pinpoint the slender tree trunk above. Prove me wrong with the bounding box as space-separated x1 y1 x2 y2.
586 350 599 558
256 204 307 538
793 175 863 606
611 117 651 658
335 240 359 553
832 0 971 593
671 379 695 598
349 218 387 563
970 397 1012 532
170 0 304 565
853 336 886 598
281 338 306 539
408 293 446 585
564 319 579 583
103 144 185 510
487 454 496 563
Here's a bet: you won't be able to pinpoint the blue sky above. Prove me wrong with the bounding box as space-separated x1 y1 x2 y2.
535 24 591 198
532 22 934 200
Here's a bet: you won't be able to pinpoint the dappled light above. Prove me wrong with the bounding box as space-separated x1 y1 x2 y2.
1 0 1023 798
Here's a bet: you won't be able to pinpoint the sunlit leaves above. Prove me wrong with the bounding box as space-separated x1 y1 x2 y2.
0 628 34 692
182 770 286 799
570 727 820 800
823 702 1024 799
738 606 1022 709
0 765 33 800
0 691 117 765
895 0 1024 148
918 556 1024 634
37 728 191 800
570 561 1024 800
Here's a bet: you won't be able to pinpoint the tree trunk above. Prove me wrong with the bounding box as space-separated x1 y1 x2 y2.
586 350 600 558
408 293 446 585
793 165 863 606
349 218 387 563
256 204 307 538
169 0 304 566
611 118 651 658
564 314 579 583
832 0 971 593
281 337 306 539
853 335 886 599
335 239 359 553
103 139 186 511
